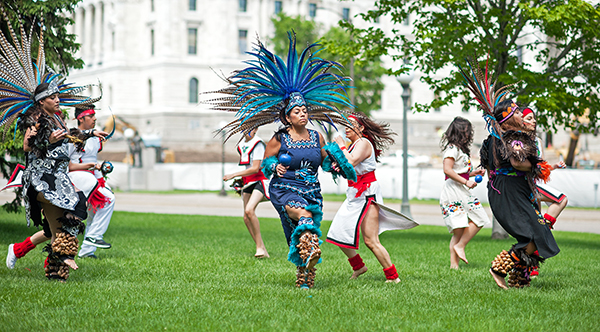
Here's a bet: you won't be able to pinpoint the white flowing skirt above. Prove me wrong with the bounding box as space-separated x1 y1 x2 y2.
326 181 418 249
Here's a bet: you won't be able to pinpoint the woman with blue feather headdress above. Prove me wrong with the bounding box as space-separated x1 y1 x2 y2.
0 8 106 281
206 32 359 289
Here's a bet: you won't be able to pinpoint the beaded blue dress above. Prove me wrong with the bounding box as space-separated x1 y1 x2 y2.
267 129 324 266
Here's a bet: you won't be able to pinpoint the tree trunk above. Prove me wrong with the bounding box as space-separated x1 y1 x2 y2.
491 215 509 239
565 130 580 167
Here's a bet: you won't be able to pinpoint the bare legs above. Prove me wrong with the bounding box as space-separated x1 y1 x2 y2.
543 196 568 220
340 247 368 279
341 204 399 282
37 193 78 270
242 191 268 258
30 230 50 246
450 220 482 268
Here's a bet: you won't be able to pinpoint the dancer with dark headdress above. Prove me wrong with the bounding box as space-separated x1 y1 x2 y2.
0 9 105 280
204 33 357 289
326 115 418 282
459 57 559 289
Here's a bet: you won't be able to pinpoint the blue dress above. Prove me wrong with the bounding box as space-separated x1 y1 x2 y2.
269 129 324 248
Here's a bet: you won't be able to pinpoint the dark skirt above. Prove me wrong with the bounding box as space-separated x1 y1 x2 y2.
269 177 323 245
488 174 560 259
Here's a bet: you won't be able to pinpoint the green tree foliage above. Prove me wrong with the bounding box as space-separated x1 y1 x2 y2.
270 13 386 115
1 0 83 73
338 0 600 132
0 0 82 212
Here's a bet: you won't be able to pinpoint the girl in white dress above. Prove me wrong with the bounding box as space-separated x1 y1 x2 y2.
439 117 489 269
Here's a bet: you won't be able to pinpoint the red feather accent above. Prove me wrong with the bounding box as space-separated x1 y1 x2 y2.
538 161 552 183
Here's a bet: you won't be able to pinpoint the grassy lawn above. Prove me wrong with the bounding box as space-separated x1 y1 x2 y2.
1 209 599 331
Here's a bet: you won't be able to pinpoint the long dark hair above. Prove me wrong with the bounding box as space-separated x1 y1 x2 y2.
441 117 473 156
350 115 395 162
494 99 524 132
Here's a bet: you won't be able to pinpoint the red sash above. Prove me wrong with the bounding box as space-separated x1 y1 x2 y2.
445 172 469 182
348 171 376 198
242 171 267 185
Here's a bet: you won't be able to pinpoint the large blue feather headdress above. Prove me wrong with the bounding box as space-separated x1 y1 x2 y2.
205 32 357 141
458 55 519 139
0 7 101 139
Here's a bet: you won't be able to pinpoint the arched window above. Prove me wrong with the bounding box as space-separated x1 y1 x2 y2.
189 77 198 103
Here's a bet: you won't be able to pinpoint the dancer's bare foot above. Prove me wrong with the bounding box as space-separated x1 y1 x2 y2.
350 265 368 279
453 244 468 264
255 248 270 258
489 269 508 289
385 278 401 284
63 258 78 270
450 264 459 270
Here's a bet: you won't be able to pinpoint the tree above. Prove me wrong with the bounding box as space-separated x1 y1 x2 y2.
336 0 600 132
0 0 83 212
270 13 386 115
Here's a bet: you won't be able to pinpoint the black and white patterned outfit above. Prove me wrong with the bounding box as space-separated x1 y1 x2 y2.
22 114 86 227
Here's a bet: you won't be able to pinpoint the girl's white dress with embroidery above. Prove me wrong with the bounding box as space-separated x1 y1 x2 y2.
439 145 490 232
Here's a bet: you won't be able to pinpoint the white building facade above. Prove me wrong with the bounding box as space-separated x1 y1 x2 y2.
67 0 598 164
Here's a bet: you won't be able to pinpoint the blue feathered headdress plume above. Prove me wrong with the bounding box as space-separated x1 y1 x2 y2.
204 31 358 141
0 7 101 139
458 54 519 139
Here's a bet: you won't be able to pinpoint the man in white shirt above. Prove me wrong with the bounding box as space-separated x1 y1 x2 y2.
68 105 115 259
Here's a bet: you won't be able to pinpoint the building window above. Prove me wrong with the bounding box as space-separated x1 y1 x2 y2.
150 0 154 12
239 29 248 54
403 14 409 26
189 78 199 103
342 8 350 21
239 0 247 12
150 29 155 56
188 28 197 55
274 1 282 14
434 92 441 112
148 79 153 104
517 45 523 65
308 3 317 18
189 0 196 11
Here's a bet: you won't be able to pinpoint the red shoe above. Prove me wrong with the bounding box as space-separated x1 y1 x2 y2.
530 267 539 278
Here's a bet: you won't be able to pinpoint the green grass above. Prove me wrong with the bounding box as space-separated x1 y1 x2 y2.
1 210 599 331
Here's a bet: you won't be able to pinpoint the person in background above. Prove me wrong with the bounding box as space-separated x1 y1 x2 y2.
439 117 489 269
223 128 270 258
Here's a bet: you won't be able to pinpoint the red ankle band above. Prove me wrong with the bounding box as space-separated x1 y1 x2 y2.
348 254 365 271
544 213 557 229
14 237 36 258
383 264 399 280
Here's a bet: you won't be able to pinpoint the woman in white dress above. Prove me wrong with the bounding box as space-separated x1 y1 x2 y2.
439 117 489 269
522 108 568 228
327 115 418 283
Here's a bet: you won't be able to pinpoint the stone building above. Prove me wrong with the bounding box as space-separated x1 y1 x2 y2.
67 0 599 165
